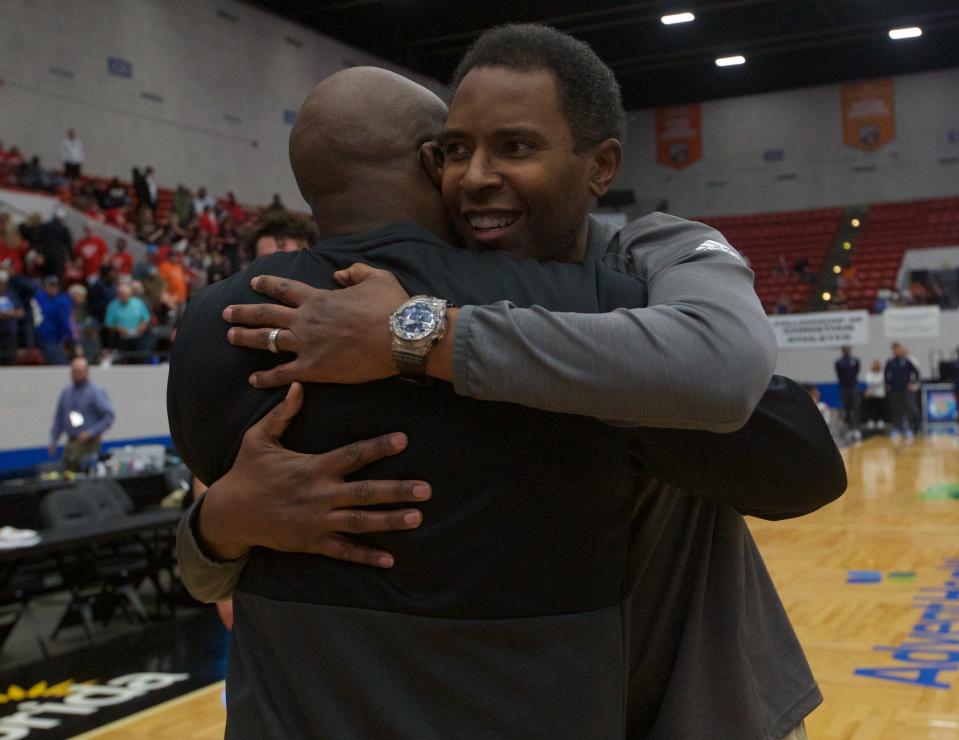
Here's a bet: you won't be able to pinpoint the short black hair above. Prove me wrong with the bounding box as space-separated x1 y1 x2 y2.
452 23 627 152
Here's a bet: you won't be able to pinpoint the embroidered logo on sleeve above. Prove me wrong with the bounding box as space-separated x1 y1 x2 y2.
695 239 742 261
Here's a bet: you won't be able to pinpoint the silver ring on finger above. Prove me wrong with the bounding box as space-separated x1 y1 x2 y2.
267 327 281 354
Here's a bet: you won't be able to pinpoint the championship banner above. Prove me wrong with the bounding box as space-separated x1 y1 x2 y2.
768 310 869 349
883 305 941 339
842 79 895 151
656 105 702 169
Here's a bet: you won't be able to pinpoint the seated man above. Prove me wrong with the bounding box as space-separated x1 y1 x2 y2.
171 65 843 738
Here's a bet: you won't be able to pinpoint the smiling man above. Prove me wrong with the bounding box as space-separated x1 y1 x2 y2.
174 26 839 740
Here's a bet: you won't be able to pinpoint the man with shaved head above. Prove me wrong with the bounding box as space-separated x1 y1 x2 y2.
172 32 841 740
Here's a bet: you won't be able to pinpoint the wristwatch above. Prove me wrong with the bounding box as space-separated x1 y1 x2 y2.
390 296 449 378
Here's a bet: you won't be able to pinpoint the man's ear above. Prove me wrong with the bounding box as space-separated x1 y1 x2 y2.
587 138 622 198
418 141 444 190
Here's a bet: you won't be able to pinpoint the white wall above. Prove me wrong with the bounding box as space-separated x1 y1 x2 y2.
615 67 959 218
773 310 959 383
1 366 169 453
0 0 447 210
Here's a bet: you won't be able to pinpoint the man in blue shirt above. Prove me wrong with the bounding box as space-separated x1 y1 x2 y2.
884 342 921 437
835 345 862 440
49 356 115 471
34 275 74 365
104 282 153 362
0 271 25 365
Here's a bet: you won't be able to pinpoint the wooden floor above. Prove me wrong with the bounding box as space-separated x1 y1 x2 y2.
752 433 959 739
86 435 959 739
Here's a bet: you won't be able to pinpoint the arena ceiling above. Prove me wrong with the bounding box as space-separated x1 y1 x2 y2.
247 0 959 109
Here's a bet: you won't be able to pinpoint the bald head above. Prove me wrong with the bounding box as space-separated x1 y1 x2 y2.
290 67 452 240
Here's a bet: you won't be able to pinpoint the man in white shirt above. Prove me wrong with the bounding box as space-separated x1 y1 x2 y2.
59 129 84 179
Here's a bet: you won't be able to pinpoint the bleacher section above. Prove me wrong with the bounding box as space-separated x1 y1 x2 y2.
846 196 959 311
697 208 844 313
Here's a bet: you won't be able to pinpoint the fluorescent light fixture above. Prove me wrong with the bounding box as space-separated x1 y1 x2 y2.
715 55 746 67
889 26 922 39
662 12 695 25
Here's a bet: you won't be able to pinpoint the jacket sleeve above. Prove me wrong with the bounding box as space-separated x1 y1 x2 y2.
176 496 247 602
452 213 776 431
624 375 847 519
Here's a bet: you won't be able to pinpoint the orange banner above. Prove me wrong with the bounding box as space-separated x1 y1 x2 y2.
656 105 702 169
842 79 895 151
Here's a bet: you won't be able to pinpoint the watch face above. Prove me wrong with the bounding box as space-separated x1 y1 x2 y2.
394 300 437 341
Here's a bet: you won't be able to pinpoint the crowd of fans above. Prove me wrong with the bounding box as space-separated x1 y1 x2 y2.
0 136 317 366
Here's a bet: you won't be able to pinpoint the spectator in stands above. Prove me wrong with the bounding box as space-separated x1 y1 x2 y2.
835 346 862 440
59 129 85 179
223 192 245 224
873 289 891 313
18 156 63 192
75 226 109 281
0 216 24 276
104 281 153 362
102 177 129 210
908 279 927 305
132 167 149 210
68 282 102 362
218 222 240 272
108 238 133 277
173 184 193 226
775 291 790 315
793 256 812 283
193 186 215 217
88 264 118 325
145 166 158 215
199 206 220 237
863 359 887 430
831 288 850 310
34 207 74 280
0 271 25 365
266 193 285 212
157 251 188 308
34 275 74 365
247 210 317 258
885 342 920 438
48 356 115 471
772 255 788 278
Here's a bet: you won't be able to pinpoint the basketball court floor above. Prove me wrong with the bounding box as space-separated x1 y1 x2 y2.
4 435 958 739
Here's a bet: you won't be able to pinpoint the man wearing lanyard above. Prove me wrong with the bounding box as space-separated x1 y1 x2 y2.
49 356 115 471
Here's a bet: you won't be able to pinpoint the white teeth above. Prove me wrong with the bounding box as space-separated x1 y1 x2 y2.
467 213 518 230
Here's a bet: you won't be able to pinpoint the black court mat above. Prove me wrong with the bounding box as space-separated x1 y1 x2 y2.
0 610 228 739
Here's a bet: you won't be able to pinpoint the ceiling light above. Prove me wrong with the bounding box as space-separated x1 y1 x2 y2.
662 12 695 25
889 27 922 40
715 55 746 67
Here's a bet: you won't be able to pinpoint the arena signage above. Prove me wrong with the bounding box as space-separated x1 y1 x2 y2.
883 305 941 340
767 310 869 348
855 558 959 689
0 672 188 738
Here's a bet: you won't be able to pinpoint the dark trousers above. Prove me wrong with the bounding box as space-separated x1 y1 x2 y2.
64 162 81 178
63 435 101 472
889 391 910 433
839 387 861 431
863 396 887 424
0 333 17 365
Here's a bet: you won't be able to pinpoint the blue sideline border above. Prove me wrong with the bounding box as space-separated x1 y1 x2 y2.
0 435 174 475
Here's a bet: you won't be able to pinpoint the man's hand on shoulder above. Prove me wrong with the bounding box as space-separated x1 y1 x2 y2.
224 264 406 388
196 382 432 568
